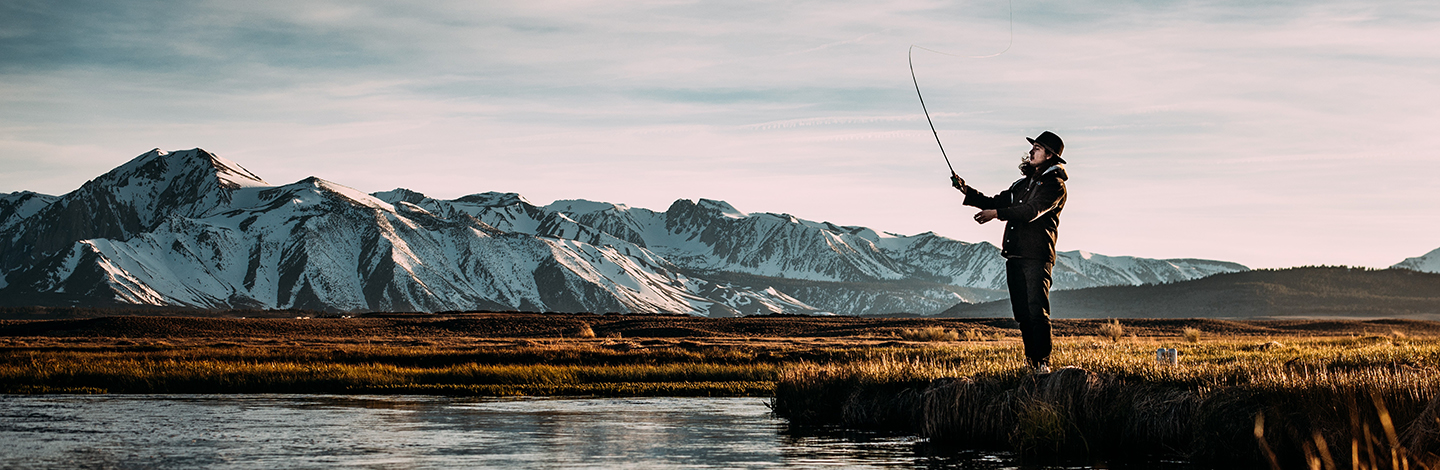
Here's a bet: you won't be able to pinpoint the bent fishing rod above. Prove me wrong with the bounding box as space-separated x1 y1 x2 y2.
909 45 955 175
908 0 1013 176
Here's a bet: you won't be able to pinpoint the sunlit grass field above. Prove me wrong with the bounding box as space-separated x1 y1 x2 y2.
781 334 1439 389
772 334 1440 469
0 341 781 395
5 331 1438 396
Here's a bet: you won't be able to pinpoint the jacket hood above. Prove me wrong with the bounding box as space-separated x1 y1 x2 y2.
1039 163 1069 181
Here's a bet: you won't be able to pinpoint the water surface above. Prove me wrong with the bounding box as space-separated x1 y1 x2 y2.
0 395 1193 469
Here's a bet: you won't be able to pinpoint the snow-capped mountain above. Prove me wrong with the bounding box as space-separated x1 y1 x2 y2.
0 149 268 289
1394 248 1440 273
0 148 1249 315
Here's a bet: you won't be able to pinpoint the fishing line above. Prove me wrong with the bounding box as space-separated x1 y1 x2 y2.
909 0 1014 174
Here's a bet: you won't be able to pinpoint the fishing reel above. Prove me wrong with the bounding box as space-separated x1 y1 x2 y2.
950 174 970 193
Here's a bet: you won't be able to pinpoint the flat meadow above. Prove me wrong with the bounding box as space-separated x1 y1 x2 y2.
4 313 1440 467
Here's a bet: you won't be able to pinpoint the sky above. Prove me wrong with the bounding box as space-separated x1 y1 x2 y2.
1 0 1437 269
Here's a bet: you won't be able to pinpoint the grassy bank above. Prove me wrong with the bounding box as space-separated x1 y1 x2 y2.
773 335 1440 468
0 341 790 396
0 337 993 396
10 315 1440 466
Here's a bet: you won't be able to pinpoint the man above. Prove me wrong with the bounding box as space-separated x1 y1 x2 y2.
951 131 1068 373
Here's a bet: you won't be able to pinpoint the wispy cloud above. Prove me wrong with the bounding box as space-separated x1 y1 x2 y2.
1 0 1437 268
739 114 958 131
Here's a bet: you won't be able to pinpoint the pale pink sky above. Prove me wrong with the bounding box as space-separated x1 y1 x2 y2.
2 0 1437 268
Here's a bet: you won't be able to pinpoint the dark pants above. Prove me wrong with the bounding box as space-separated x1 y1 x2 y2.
1006 258 1053 365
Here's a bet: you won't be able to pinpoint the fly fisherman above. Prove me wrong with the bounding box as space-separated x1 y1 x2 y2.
951 131 1068 374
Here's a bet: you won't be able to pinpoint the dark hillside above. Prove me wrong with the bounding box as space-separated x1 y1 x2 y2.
939 267 1440 319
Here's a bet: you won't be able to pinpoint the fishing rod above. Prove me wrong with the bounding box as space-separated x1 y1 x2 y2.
908 0 1014 175
909 46 955 175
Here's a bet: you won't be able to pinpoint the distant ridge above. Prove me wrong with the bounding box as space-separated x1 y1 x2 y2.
937 267 1440 320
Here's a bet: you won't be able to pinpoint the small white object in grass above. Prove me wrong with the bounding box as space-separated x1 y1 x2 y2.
1155 348 1178 365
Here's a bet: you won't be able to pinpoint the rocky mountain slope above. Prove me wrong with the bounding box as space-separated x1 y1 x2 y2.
0 148 1249 315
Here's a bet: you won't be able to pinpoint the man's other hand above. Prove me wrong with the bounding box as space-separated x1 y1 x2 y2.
951 173 966 191
973 209 998 224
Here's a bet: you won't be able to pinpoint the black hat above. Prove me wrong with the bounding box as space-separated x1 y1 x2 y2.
1026 131 1065 163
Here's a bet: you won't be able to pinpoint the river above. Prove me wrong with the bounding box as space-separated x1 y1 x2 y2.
0 395 1198 469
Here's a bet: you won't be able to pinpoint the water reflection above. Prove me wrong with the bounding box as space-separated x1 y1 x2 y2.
0 395 1195 469
779 424 1199 470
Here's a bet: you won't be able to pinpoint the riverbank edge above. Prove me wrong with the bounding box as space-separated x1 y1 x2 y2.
772 366 1440 468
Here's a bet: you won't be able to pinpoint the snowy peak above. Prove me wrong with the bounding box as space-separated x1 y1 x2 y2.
0 148 276 276
207 153 269 189
665 198 750 227
536 211 629 248
544 199 657 248
0 191 59 232
653 198 912 282
455 192 532 207
370 189 547 235
696 199 746 219
85 148 270 225
107 148 267 191
545 199 630 215
301 177 394 212
370 188 428 206
1394 247 1440 273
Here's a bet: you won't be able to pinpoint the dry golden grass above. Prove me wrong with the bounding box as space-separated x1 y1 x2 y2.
0 337 953 396
0 355 777 395
0 340 786 395
13 334 1440 397
777 336 1440 390
897 326 959 342
1099 319 1124 342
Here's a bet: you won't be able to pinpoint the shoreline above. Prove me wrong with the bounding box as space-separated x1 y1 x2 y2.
772 337 1440 468
7 314 1440 466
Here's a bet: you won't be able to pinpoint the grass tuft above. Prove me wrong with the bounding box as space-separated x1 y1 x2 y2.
1099 319 1124 342
898 327 959 342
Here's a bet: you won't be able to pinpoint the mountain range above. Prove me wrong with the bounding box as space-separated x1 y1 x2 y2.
3 148 1423 316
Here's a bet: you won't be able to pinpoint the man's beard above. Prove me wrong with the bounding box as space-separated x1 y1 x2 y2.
1019 161 1036 177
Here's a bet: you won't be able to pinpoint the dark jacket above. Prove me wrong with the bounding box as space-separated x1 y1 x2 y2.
962 163 1068 263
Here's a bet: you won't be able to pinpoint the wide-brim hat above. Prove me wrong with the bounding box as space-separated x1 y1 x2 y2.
1027 131 1066 164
